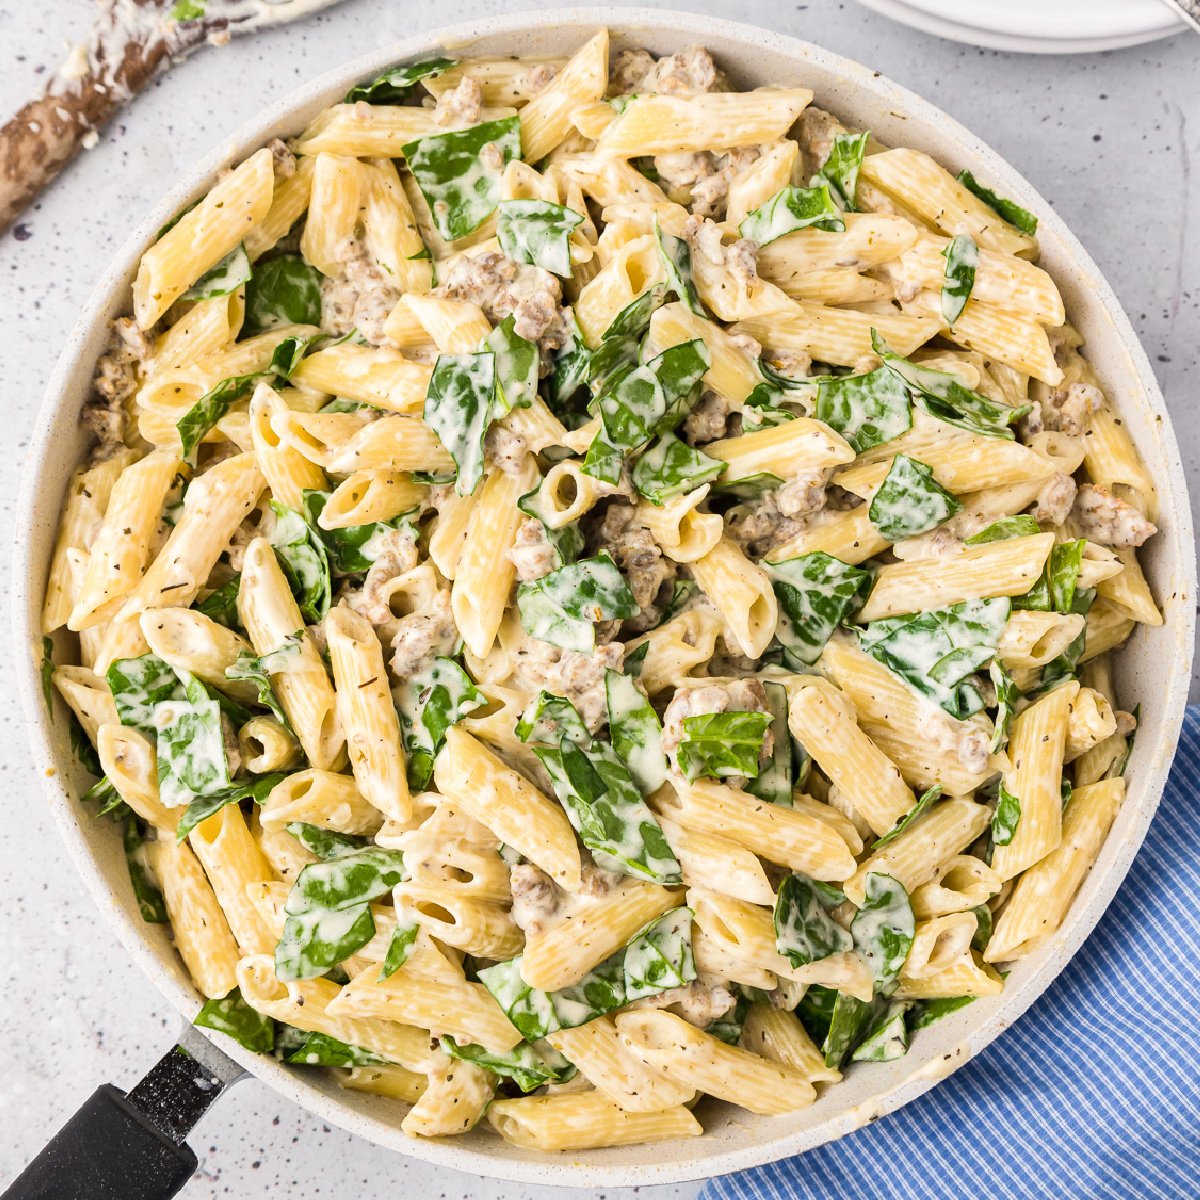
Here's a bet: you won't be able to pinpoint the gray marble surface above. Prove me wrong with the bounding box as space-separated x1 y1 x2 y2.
0 2 1196 1196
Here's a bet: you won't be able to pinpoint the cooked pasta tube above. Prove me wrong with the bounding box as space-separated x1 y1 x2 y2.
434 726 581 891
402 1058 495 1139
52 665 118 743
139 607 257 706
487 1092 701 1151
326 606 411 823
260 768 382 835
991 682 1078 882
326 962 522 1054
96 724 177 834
547 1016 696 1112
658 778 856 881
615 1010 816 1115
844 796 992 906
987 778 1124 961
521 881 683 991
114 454 266 621
238 538 345 771
236 956 440 1071
910 854 1001 918
238 715 303 774
188 803 275 956
857 533 1055 622
740 1003 842 1085
147 838 239 999
690 537 778 660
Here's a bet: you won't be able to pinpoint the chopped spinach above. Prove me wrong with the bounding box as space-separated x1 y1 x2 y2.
268 501 332 624
631 431 725 505
516 554 638 654
176 771 291 842
224 632 301 729
516 481 585 571
181 243 251 304
965 515 1041 546
125 818 168 923
515 691 592 747
739 184 844 245
774 871 853 967
956 169 1038 235
423 351 494 496
654 214 704 313
675 710 774 783
744 681 793 807
178 372 267 463
868 454 962 542
596 338 711 453
811 131 870 212
497 199 582 277
394 656 487 790
940 234 978 327
859 596 1011 721
301 489 417 576
870 785 943 851
851 872 915 993
991 781 1021 846
988 660 1021 755
345 57 459 105
851 999 910 1062
402 116 522 242
767 552 873 666
604 669 668 795
441 1036 576 1091
242 253 324 336
814 366 912 453
194 986 275 1053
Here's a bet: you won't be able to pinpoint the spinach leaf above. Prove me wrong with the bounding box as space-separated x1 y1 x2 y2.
711 471 785 502
180 243 251 303
40 635 55 721
301 490 418 576
536 739 681 884
744 681 793 807
603 285 669 343
991 781 1021 846
812 131 870 212
402 116 522 242
225 632 302 728
851 999 910 1062
870 785 943 851
515 691 592 747
108 654 184 732
284 1032 390 1067
478 908 694 1039
654 214 703 313
85 775 127 819
622 906 695 1001
441 1036 576 1092
868 454 962 541
175 771 291 842
907 993 979 1032
125 818 168 923
1012 539 1084 614
580 425 627 487
631 432 725 505
517 481 585 571
597 339 711 453
708 994 752 1044
956 169 1038 235
824 993 886 1069
345 56 459 105
859 596 1011 721
152 671 231 809
988 660 1021 754
851 872 915 993
814 366 912 453
177 372 268 463
395 656 487 790
243 253 324 336
479 954 626 1042
423 351 494 496
486 315 539 415
675 711 774 783
965 515 1041 546
194 986 275 1053
69 712 103 777
378 908 420 980
796 982 838 1042
739 185 844 245
196 576 243 632
286 822 370 861
774 872 853 967
275 847 409 981
269 332 325 381
547 314 592 410
940 234 978 327
1109 703 1140 779
516 554 638 653
497 199 582 277
604 669 667 794
873 331 1030 440
971 903 993 954
767 552 873 667
268 501 332 624
656 578 701 627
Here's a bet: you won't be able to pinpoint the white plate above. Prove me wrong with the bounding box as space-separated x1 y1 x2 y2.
14 6 1196 1189
853 0 1186 52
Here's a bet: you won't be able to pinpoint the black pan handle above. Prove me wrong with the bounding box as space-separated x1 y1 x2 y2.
3 1028 245 1200
2 1084 196 1200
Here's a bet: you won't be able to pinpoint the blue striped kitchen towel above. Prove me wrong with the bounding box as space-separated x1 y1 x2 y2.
701 706 1200 1200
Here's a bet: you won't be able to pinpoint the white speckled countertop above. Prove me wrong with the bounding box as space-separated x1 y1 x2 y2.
0 3 1196 1196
